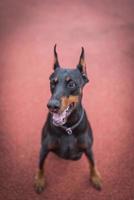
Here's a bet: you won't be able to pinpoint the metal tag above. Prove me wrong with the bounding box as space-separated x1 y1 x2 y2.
66 128 72 135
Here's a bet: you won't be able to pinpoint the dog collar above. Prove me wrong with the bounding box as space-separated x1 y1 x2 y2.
53 109 85 135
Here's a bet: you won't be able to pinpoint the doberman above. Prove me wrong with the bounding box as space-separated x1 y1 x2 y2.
34 45 102 193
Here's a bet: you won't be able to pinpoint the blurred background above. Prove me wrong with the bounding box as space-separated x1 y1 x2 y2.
0 0 134 199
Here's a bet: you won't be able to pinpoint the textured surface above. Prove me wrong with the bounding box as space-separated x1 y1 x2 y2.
0 0 134 200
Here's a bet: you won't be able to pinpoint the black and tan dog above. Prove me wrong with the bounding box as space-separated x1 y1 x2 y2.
34 45 102 193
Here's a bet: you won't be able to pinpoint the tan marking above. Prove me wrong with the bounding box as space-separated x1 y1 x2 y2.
88 161 102 190
34 169 45 193
48 143 58 150
78 143 87 149
61 95 79 112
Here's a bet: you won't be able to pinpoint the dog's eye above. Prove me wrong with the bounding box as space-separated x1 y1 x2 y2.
67 81 76 89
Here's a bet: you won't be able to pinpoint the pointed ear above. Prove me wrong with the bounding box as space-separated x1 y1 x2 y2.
77 47 89 84
53 44 60 70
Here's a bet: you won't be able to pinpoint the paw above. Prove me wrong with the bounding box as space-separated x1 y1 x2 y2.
34 175 45 194
90 170 102 191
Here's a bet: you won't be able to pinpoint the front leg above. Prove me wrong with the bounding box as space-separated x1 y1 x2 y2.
85 148 102 190
34 143 49 194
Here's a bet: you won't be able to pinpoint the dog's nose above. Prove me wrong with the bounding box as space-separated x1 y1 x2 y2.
47 99 60 112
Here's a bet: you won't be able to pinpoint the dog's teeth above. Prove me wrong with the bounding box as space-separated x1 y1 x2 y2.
66 106 70 112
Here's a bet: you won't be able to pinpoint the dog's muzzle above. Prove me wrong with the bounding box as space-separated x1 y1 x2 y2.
52 103 75 126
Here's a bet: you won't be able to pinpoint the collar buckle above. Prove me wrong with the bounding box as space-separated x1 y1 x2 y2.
66 128 72 135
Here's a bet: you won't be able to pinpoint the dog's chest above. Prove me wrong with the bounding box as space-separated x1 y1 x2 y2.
53 134 83 160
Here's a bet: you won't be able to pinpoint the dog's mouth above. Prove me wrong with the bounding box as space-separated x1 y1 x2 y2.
52 102 75 126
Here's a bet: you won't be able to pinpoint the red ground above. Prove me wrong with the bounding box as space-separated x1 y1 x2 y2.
0 0 134 200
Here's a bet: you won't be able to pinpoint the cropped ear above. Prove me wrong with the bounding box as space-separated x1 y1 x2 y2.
53 44 60 70
77 47 89 84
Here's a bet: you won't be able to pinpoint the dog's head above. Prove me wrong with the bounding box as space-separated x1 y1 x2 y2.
47 45 89 126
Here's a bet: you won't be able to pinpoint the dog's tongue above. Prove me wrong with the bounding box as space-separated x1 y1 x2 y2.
52 105 71 126
52 111 67 126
